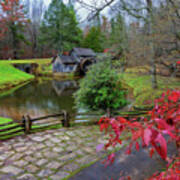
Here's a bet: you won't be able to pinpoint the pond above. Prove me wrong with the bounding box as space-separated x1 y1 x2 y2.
0 79 80 122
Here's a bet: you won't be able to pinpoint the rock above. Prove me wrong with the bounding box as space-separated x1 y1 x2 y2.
36 159 48 166
37 169 52 177
13 160 28 167
17 174 37 180
25 165 39 173
1 166 23 175
46 161 62 169
31 136 46 142
50 172 69 180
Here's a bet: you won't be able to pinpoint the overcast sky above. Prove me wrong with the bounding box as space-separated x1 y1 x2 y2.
44 0 112 25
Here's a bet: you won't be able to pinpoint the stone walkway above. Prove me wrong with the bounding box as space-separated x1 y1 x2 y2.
0 126 111 180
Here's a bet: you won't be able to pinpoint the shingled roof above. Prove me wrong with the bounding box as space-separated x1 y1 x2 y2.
71 48 96 57
60 55 76 64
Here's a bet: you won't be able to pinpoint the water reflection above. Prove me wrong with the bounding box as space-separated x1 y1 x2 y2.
0 80 78 121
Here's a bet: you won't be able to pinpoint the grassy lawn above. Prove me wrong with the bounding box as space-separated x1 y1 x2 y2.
0 64 34 90
119 72 180 108
0 58 51 65
0 59 53 76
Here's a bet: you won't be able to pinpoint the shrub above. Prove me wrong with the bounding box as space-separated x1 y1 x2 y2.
74 60 127 115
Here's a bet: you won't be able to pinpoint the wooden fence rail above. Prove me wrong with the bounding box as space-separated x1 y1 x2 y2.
0 111 70 139
0 110 148 140
22 111 70 134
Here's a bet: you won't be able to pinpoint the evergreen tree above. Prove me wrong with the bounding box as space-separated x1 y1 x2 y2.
109 13 128 56
82 26 103 52
39 0 82 53
74 60 127 115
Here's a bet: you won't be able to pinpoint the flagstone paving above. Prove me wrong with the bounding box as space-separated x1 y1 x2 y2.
0 126 113 180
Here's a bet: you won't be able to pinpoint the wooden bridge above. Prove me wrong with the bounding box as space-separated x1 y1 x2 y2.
14 63 39 74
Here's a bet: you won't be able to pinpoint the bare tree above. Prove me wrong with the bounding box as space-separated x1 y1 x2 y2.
76 0 159 88
24 0 46 57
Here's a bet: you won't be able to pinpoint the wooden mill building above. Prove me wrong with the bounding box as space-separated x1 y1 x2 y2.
52 48 97 75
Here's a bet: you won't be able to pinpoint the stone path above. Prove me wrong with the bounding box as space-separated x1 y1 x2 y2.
0 126 111 180
70 147 166 180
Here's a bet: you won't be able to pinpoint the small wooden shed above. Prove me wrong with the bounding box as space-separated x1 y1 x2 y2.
52 48 97 74
52 55 78 73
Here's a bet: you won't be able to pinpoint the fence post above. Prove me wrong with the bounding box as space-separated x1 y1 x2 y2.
62 110 70 127
24 114 31 134
27 115 32 132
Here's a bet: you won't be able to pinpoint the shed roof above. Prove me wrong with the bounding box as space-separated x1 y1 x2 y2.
60 55 76 64
71 48 96 57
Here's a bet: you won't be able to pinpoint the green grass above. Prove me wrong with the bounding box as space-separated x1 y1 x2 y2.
0 59 52 77
119 73 180 108
0 64 34 90
0 117 23 140
0 117 13 126
0 59 51 65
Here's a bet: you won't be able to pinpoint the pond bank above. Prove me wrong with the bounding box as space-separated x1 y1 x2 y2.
119 73 180 109
0 64 34 92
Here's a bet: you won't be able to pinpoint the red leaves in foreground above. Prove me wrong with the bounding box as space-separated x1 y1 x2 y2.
99 90 180 179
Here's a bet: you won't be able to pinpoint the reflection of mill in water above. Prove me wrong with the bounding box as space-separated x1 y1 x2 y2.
0 80 79 122
52 80 78 96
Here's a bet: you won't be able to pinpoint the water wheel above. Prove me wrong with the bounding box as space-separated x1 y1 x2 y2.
80 58 93 74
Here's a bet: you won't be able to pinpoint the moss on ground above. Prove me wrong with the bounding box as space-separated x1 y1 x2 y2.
119 73 180 108
125 66 151 74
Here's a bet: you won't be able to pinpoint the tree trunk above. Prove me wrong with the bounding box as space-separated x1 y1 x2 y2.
107 108 111 118
11 22 18 59
147 0 158 89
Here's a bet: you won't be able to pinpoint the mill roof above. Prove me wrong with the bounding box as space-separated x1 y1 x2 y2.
60 55 76 64
71 48 96 57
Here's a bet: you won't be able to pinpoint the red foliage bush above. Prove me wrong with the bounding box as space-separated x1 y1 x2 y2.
99 90 180 179
0 0 26 39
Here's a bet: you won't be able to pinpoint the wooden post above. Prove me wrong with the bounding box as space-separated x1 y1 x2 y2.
22 115 26 134
24 114 31 134
62 110 70 127
26 115 32 132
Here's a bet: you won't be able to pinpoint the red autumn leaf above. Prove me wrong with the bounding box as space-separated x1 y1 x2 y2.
177 61 180 65
144 128 152 146
117 117 127 123
155 118 173 131
149 148 155 158
106 153 115 165
125 148 131 155
132 130 141 141
98 90 180 179
118 139 122 144
168 91 180 103
154 134 167 160
125 143 132 155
